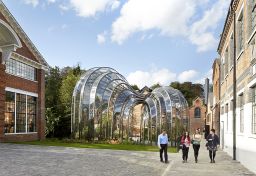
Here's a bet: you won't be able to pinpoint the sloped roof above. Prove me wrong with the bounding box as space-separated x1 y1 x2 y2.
0 1 48 68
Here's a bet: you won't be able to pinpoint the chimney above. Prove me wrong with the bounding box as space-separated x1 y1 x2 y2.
204 78 209 105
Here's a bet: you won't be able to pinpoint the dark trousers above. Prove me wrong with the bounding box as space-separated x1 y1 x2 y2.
209 150 216 161
182 147 189 161
160 144 168 162
193 144 200 160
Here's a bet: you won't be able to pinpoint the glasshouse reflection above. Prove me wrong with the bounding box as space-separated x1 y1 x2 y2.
71 67 189 144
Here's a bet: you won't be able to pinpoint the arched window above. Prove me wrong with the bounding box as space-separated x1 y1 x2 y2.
194 107 201 118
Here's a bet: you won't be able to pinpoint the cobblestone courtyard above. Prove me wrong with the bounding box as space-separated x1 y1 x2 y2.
0 142 255 176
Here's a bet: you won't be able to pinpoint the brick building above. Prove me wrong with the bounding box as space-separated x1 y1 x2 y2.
211 59 221 136
189 97 207 135
0 1 48 142
216 0 256 173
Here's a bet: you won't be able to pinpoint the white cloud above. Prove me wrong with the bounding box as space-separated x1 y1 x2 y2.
47 0 56 4
111 0 120 11
189 0 229 52
97 31 107 44
59 4 70 11
23 0 39 7
196 69 213 84
69 0 120 18
111 0 229 51
111 0 196 44
127 67 200 89
127 68 177 89
178 70 199 82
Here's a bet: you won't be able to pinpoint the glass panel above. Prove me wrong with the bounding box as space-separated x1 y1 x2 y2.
27 96 37 132
5 58 36 81
4 91 15 133
16 93 26 133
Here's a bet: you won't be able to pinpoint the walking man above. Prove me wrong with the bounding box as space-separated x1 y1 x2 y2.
158 129 169 163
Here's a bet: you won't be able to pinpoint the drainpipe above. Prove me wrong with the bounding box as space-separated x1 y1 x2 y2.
232 6 237 161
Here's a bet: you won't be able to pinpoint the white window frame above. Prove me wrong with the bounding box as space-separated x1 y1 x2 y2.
4 87 38 135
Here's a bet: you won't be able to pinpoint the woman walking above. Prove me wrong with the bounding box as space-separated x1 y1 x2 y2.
206 129 220 163
192 129 202 163
181 131 191 163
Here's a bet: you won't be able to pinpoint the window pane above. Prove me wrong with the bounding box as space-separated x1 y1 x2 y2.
16 93 26 133
27 96 37 132
194 107 201 118
4 92 15 133
5 58 37 81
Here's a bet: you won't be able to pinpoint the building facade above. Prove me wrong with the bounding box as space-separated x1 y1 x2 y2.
189 97 207 135
217 0 256 173
0 1 48 142
211 59 221 136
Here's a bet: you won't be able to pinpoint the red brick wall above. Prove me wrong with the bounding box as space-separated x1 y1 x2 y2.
5 74 38 93
37 69 45 140
3 133 38 142
0 64 6 141
189 98 207 133
0 10 46 142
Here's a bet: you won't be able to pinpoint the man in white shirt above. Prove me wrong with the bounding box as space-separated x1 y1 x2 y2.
158 129 169 163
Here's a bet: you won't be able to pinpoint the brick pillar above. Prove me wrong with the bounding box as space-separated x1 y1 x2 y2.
0 63 6 142
38 69 46 140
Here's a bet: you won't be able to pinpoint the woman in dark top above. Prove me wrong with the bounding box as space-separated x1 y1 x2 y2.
206 129 220 163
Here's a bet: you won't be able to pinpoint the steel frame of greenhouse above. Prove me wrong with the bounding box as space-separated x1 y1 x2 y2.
71 67 189 144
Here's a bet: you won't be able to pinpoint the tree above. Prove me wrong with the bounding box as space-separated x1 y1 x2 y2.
45 65 84 138
150 83 161 90
170 82 204 106
131 84 140 91
45 66 62 137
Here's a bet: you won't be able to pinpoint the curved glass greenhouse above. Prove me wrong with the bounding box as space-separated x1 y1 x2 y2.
71 67 188 144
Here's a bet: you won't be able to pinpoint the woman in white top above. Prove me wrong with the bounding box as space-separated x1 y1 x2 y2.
192 129 202 163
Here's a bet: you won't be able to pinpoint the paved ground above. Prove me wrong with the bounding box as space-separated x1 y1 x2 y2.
0 141 255 176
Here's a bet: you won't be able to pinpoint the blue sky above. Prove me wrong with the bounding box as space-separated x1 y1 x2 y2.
3 0 230 88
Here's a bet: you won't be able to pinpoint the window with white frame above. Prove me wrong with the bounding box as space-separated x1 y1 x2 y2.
237 10 244 54
5 58 37 81
239 94 244 133
252 87 256 134
4 91 37 134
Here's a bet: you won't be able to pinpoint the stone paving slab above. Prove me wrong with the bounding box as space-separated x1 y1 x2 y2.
0 142 255 176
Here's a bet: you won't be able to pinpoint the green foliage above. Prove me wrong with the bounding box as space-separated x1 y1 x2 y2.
150 83 161 90
131 84 140 91
45 65 84 138
14 139 177 153
170 82 204 106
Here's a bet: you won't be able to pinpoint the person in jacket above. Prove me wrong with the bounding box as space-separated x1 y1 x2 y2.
157 129 169 163
192 128 202 163
181 131 191 163
206 129 220 163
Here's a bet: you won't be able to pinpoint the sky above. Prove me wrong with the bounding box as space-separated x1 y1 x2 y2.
3 0 230 88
